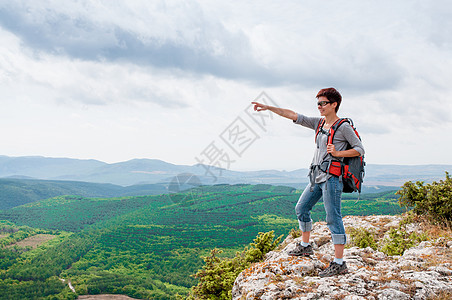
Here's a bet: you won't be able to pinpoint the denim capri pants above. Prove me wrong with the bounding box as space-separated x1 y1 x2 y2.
295 176 347 244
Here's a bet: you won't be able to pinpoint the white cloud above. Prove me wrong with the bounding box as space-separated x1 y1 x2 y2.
0 0 267 83
0 0 451 169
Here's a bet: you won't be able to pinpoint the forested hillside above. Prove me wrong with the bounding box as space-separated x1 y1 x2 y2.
0 184 402 299
0 178 168 210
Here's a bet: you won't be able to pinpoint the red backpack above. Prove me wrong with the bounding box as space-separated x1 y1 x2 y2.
315 118 365 193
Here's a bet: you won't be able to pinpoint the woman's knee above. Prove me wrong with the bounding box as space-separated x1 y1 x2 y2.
295 202 311 217
325 211 342 225
295 203 303 219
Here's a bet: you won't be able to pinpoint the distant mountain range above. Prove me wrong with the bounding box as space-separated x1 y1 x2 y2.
0 155 450 188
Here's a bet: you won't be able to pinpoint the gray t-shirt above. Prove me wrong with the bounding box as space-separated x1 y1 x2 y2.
294 113 365 183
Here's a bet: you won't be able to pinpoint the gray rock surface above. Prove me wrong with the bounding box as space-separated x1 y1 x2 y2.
232 215 452 299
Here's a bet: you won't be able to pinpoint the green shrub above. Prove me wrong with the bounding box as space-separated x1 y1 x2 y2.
397 172 452 223
348 227 377 250
289 228 302 239
399 211 416 227
245 231 282 263
380 226 427 256
189 231 282 300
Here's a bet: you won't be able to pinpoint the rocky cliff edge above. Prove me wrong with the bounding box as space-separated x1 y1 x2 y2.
232 215 452 300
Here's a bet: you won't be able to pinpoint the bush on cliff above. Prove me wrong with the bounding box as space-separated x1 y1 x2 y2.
397 172 452 224
187 231 282 300
348 227 378 250
380 223 427 256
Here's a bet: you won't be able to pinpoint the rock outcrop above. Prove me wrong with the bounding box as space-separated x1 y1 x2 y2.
232 215 452 299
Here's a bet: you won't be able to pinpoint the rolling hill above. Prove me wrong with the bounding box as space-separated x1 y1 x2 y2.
0 178 168 210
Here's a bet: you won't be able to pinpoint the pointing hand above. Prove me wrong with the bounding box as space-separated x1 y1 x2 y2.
252 102 268 112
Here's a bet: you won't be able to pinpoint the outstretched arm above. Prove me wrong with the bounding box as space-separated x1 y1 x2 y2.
252 102 298 121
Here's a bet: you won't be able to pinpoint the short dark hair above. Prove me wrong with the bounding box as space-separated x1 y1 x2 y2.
316 88 342 112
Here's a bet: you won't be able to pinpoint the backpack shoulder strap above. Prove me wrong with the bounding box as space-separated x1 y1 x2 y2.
315 118 326 143
327 118 362 144
346 118 361 141
327 118 348 145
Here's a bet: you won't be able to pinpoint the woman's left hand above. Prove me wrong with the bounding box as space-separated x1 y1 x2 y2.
327 144 338 157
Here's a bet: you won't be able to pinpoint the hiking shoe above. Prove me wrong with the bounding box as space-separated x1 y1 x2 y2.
319 261 348 277
288 243 314 256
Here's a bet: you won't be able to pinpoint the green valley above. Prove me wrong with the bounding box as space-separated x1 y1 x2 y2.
0 184 402 299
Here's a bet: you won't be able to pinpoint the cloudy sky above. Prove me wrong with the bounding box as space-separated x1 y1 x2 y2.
0 0 451 171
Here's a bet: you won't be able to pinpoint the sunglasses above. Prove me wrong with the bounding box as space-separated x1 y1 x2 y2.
317 100 331 107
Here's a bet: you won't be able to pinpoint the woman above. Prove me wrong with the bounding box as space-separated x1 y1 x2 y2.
252 87 365 277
